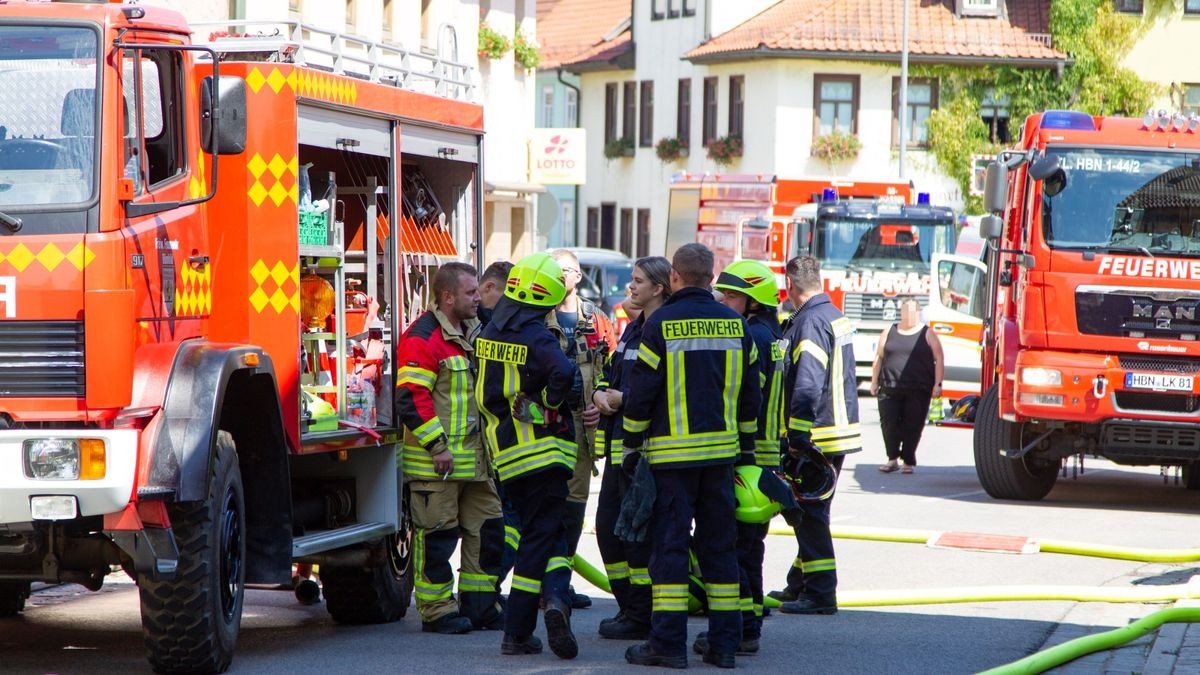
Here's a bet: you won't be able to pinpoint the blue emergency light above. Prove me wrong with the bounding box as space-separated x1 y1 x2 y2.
821 188 837 202
1040 110 1096 131
917 192 930 205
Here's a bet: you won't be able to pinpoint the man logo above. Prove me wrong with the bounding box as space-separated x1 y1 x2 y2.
1132 301 1196 330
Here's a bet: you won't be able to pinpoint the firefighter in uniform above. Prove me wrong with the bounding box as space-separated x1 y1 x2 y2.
547 248 614 610
772 254 861 615
476 252 580 659
622 243 762 670
592 256 672 640
396 262 504 634
697 259 787 654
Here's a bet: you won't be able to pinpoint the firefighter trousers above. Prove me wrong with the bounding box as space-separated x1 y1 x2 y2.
409 478 505 624
595 454 651 625
503 468 572 638
784 454 845 599
736 520 769 639
649 464 741 658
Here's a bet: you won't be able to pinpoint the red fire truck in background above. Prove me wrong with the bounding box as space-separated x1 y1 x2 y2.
666 173 959 380
0 1 482 671
973 109 1200 500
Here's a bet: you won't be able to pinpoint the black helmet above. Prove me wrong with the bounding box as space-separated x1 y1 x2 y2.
779 444 838 503
952 394 980 423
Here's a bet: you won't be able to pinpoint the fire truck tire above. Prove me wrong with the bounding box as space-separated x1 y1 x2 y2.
974 386 1058 501
139 431 245 674
0 581 30 617
1182 463 1200 490
321 527 413 625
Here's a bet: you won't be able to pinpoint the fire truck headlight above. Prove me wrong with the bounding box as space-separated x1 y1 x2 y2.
29 496 78 521
1020 367 1062 387
23 439 106 481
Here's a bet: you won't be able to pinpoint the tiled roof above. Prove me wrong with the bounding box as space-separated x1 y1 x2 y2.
687 0 1067 64
559 31 632 70
536 0 631 69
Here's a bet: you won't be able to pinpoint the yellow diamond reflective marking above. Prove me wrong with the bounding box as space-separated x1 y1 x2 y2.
248 181 268 207
288 184 299 204
267 154 288 180
270 261 291 287
65 243 94 270
267 181 289 206
35 243 65 271
288 156 299 177
0 250 6 265
249 286 270 313
251 259 271 285
350 82 358 105
269 289 290 313
290 291 300 313
266 68 287 94
6 244 34 272
290 262 300 285
246 67 267 93
247 153 268 179
286 70 298 92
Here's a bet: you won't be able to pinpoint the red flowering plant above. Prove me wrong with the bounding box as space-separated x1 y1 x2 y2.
811 130 862 168
706 134 743 167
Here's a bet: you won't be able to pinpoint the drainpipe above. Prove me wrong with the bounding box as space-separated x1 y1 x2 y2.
557 66 582 246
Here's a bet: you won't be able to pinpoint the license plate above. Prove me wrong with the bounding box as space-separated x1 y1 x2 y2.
1124 372 1194 392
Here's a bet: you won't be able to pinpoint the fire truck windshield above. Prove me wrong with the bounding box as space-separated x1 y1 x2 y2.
1044 148 1200 255
0 26 98 215
811 218 956 273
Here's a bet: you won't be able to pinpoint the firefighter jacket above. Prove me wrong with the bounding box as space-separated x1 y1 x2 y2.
593 314 644 464
783 293 861 455
476 297 579 483
396 307 488 481
546 300 614 412
622 287 762 467
748 311 788 468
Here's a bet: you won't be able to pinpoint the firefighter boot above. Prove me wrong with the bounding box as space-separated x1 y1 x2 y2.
598 614 650 640
692 631 760 656
766 588 797 603
501 633 543 655
422 612 475 634
625 642 688 669
778 594 837 615
543 596 579 659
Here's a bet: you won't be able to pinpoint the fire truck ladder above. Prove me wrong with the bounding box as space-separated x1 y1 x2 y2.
191 19 476 101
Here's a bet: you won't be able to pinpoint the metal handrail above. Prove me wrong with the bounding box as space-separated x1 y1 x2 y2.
190 19 476 101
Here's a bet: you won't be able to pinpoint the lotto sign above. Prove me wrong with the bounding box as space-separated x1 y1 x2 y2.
529 128 586 185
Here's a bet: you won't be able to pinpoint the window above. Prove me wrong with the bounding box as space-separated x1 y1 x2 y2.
565 88 578 127
702 77 718 145
728 75 744 139
289 0 301 11
1185 84 1200 116
1114 0 1143 12
651 0 664 20
122 47 184 195
383 0 393 38
683 0 696 17
345 0 356 32
814 74 859 136
981 88 1011 144
636 209 651 258
541 86 554 126
639 81 654 147
605 83 618 143
620 208 634 257
668 0 680 18
623 81 637 142
587 207 600 247
601 203 616 249
677 79 692 147
892 78 938 147
1188 0 1200 14
561 200 575 245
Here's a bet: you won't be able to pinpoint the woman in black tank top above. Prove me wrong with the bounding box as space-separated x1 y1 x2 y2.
869 297 944 473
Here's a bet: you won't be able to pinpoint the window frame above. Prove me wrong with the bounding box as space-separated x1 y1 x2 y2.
565 88 578 127
1187 0 1200 14
728 75 745 139
540 85 554 126
980 87 1011 144
677 78 692 148
651 0 665 20
891 77 938 148
682 0 696 17
623 81 637 142
587 206 600 247
1113 0 1143 13
667 0 680 18
636 208 651 258
620 208 634 257
702 76 718 146
813 74 860 137
639 80 654 147
604 83 618 143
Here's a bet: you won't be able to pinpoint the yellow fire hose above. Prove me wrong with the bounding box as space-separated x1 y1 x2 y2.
570 522 1200 673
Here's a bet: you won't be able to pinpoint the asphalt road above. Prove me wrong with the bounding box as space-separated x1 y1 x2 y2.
3 397 1200 673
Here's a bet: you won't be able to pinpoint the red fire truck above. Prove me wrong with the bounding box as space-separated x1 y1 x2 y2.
974 109 1200 500
0 2 483 671
666 173 959 379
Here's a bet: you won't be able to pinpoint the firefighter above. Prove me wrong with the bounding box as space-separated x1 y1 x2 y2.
592 256 672 640
395 262 504 634
770 254 861 615
695 259 786 654
476 252 580 659
622 243 762 670
547 249 614 610
478 260 513 327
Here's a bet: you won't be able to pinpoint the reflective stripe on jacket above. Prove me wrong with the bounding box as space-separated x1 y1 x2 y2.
783 293 861 455
747 312 787 468
622 287 762 467
395 308 487 481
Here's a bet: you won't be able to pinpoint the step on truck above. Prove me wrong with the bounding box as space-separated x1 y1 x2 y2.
0 2 484 672
974 109 1200 500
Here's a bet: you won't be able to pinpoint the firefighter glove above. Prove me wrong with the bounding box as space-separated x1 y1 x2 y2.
615 454 656 544
621 448 642 477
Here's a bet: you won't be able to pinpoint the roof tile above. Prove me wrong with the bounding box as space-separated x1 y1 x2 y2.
537 0 630 69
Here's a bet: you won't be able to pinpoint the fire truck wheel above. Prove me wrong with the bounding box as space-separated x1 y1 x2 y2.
1182 463 1200 490
139 431 245 674
320 526 413 625
0 581 30 617
973 386 1058 501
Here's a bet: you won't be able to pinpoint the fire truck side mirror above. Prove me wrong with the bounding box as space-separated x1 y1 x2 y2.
979 215 1003 241
200 75 247 155
982 162 1007 214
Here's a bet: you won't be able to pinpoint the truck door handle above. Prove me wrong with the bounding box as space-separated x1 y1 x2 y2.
188 254 210 269
931 323 954 334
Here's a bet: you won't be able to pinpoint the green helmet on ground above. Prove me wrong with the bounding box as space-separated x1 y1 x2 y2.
504 252 566 307
733 465 783 524
714 259 779 308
